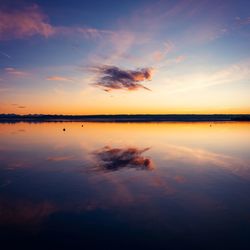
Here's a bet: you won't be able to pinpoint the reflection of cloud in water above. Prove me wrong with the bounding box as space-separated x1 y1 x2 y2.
93 146 154 171
164 145 250 179
0 198 57 226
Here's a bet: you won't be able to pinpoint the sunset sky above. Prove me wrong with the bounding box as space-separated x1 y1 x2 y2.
0 0 250 114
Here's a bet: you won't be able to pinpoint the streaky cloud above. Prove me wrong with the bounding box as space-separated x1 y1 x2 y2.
4 67 29 77
46 76 74 82
236 16 250 25
0 5 54 40
0 5 114 41
47 156 75 162
0 51 11 58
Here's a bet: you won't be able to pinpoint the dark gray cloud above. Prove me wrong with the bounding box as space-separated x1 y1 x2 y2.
91 65 154 92
11 104 26 108
93 146 154 171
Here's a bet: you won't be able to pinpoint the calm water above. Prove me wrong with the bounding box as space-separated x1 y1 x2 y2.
0 122 250 249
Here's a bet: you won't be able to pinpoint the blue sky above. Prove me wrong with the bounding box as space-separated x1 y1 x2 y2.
0 0 250 114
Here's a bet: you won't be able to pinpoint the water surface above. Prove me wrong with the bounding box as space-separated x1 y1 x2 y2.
0 122 250 249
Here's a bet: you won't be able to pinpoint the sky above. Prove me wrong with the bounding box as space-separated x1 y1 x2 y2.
0 0 250 115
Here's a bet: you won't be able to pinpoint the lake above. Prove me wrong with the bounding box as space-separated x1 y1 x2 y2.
0 122 250 249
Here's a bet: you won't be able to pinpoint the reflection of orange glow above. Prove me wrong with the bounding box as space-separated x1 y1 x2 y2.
162 144 250 179
47 155 75 162
174 175 186 183
0 121 250 221
0 122 249 150
1 95 250 115
0 121 249 177
0 198 56 226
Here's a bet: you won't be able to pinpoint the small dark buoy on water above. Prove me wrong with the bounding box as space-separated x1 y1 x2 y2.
63 128 66 131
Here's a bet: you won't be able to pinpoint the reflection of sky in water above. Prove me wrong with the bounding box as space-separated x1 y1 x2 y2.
0 122 250 249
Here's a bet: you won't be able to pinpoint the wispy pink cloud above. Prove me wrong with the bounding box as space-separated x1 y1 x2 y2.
54 26 114 40
0 5 54 40
164 59 250 93
88 30 144 66
46 76 74 82
152 41 175 62
0 5 114 41
4 67 29 77
47 156 75 162
175 55 185 63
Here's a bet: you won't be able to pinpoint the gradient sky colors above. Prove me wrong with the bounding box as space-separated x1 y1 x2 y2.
0 0 250 114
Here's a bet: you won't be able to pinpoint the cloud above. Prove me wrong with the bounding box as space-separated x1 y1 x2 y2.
47 156 75 162
236 16 250 25
163 144 250 179
11 104 26 109
0 51 11 58
0 5 113 41
165 59 250 93
152 41 175 62
46 76 74 82
0 198 56 226
93 146 154 171
4 67 29 76
175 55 185 63
0 5 54 40
54 26 114 40
90 65 154 92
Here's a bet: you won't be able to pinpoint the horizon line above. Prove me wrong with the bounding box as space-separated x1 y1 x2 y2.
1 113 250 116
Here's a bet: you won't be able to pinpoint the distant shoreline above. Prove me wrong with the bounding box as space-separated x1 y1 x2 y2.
0 114 250 123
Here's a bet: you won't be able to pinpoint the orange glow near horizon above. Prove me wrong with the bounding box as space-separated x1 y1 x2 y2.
1 81 249 115
1 106 250 115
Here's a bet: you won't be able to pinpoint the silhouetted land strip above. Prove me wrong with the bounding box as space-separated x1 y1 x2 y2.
0 114 250 123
